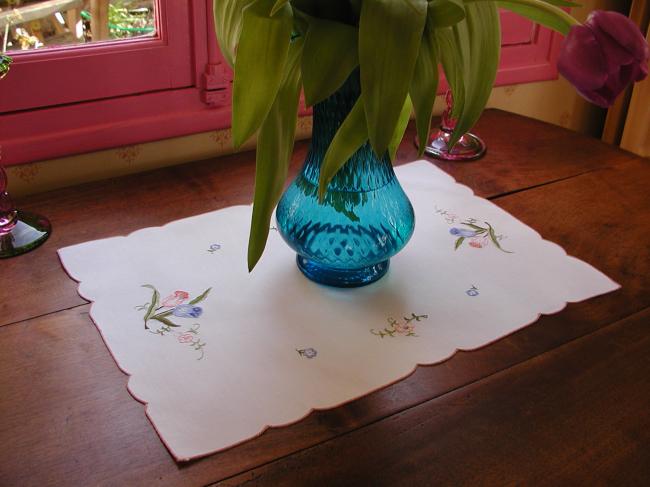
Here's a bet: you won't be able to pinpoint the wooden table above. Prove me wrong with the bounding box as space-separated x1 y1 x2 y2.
1 110 649 486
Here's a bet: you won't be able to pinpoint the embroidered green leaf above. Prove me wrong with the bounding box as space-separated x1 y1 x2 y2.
317 95 368 200
487 223 513 253
359 0 427 156
189 287 212 305
151 316 180 328
248 37 304 271
232 0 293 148
454 236 465 250
463 222 486 231
302 16 359 106
388 95 413 162
141 285 159 327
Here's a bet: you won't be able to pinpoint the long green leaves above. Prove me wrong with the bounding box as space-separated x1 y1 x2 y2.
427 0 465 28
388 96 413 162
410 12 439 157
213 0 584 271
248 37 305 270
447 2 501 146
317 96 368 200
359 0 427 156
213 0 257 68
302 16 358 106
497 0 575 35
232 0 293 148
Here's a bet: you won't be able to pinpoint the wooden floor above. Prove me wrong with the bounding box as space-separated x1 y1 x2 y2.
1 110 649 486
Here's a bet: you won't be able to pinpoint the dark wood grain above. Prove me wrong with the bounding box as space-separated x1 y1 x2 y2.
220 307 650 486
0 148 647 486
1 109 637 327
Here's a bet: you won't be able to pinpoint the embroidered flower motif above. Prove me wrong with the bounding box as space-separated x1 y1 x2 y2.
138 286 212 360
469 236 488 248
450 227 478 237
371 313 427 338
466 285 480 297
172 305 203 318
297 348 318 359
177 333 194 343
394 322 415 335
161 290 189 308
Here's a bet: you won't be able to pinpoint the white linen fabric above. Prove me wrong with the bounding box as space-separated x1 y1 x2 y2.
58 161 619 461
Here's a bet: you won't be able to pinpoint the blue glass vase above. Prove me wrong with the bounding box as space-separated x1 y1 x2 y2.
276 71 415 287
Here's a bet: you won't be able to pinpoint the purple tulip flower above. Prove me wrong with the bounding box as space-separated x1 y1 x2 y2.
450 227 478 237
172 304 203 318
558 11 649 108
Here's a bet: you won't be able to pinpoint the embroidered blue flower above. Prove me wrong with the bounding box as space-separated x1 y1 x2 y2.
172 304 203 318
450 227 478 237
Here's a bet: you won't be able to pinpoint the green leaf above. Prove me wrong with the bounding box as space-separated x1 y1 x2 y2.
454 236 465 250
232 0 293 148
248 37 305 271
497 1 572 35
487 223 513 253
151 316 180 328
359 0 427 156
213 0 257 68
189 287 212 305
302 16 359 106
450 2 501 146
435 27 466 122
388 95 413 162
462 222 486 231
270 0 289 16
410 14 439 157
141 285 159 327
291 0 359 24
317 96 368 200
427 0 465 28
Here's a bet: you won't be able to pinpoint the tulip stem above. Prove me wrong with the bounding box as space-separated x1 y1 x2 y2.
467 0 581 33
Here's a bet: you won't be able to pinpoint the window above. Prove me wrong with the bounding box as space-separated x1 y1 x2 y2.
0 4 562 167
1 0 232 165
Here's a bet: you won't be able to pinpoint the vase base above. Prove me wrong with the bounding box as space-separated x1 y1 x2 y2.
0 210 51 259
296 255 389 288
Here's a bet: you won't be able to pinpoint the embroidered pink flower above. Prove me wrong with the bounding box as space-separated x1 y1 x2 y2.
394 322 415 335
469 237 487 248
161 290 189 307
177 333 194 344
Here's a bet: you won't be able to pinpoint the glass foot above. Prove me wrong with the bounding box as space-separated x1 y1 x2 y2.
420 129 486 161
0 210 51 258
296 255 389 288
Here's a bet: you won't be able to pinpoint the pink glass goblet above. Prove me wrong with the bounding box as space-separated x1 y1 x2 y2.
0 165 51 258
417 90 486 161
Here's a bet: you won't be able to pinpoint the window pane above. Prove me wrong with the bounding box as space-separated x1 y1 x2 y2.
0 0 156 52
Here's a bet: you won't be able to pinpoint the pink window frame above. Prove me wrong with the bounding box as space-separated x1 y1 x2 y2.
0 4 563 167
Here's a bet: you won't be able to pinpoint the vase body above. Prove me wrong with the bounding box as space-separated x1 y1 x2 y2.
276 71 415 287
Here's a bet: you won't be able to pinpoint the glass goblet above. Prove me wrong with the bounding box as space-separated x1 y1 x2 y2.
0 165 51 258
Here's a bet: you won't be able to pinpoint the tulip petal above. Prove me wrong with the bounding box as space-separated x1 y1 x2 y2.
588 11 650 64
558 25 607 91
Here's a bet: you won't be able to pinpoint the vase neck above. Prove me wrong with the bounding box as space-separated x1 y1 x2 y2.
301 70 394 192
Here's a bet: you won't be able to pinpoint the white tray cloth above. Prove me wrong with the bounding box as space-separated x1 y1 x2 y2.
58 161 619 461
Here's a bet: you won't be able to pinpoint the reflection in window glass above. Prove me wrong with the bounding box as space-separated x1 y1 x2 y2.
0 0 156 52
